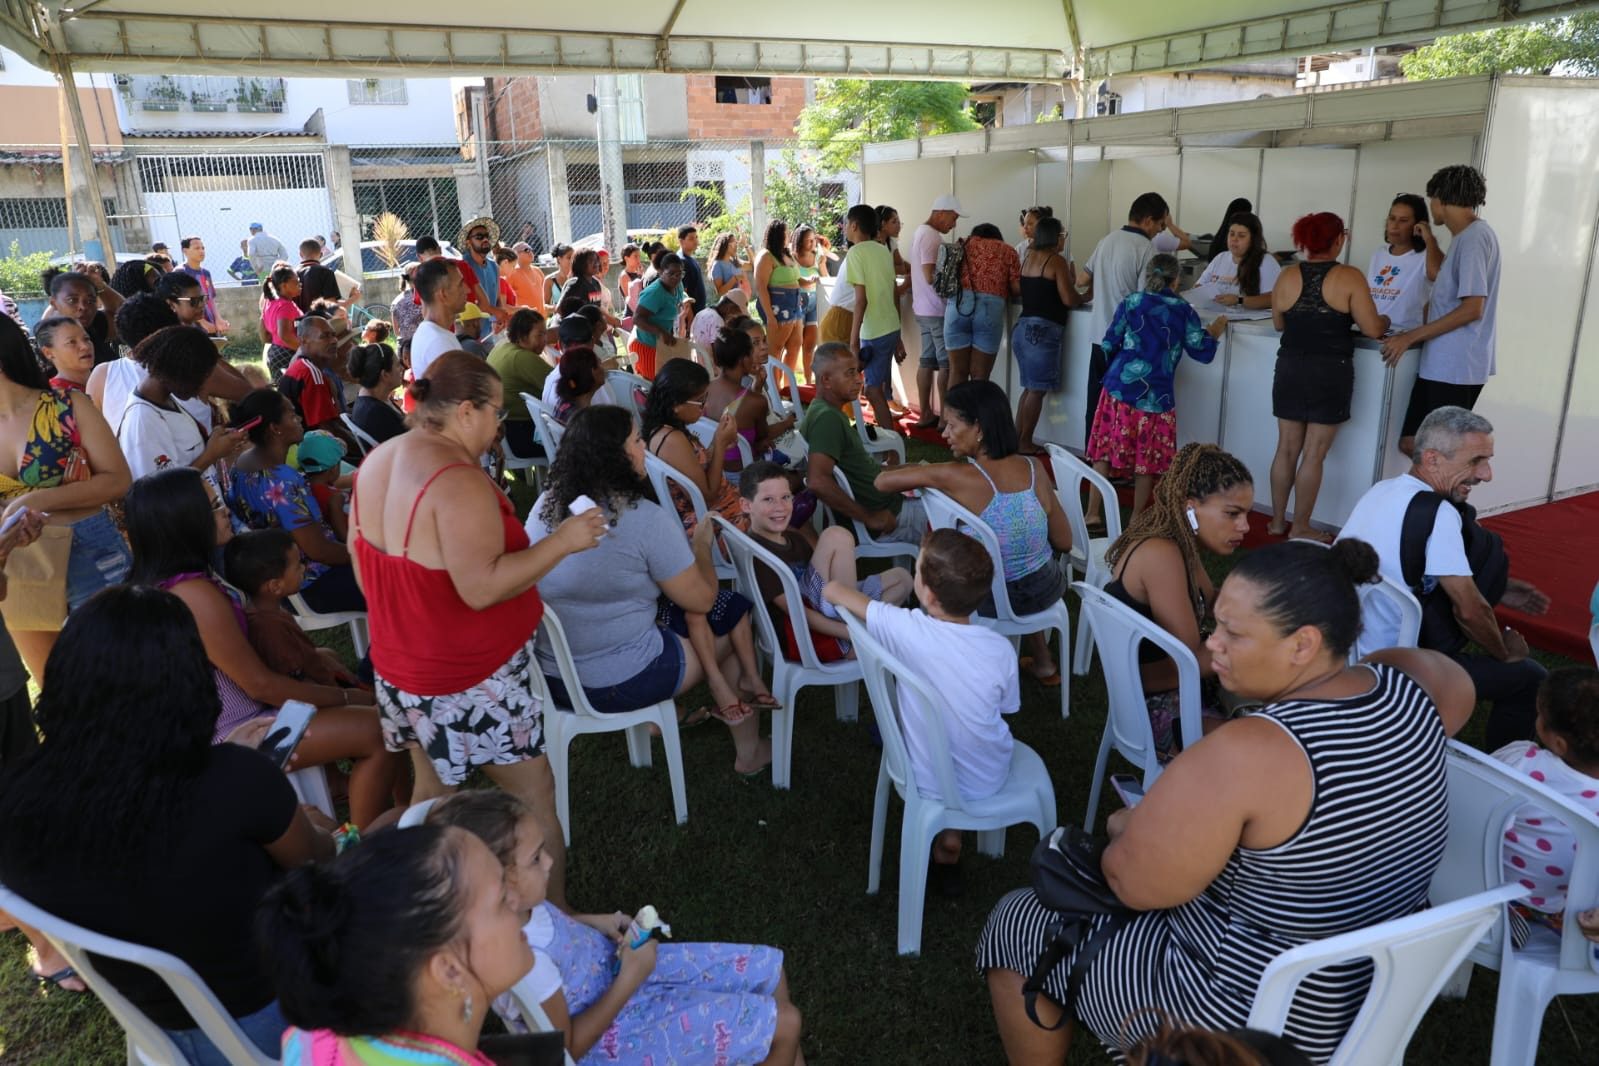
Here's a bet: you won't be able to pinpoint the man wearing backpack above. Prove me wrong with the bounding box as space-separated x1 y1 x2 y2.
910 195 963 429
1338 406 1549 748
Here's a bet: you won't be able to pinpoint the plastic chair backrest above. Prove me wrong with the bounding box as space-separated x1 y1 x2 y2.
689 418 755 467
607 370 648 424
397 796 440 827
1072 580 1202 770
521 391 565 452
642 451 734 576
920 488 1015 620
0 883 277 1066
765 359 804 419
340 412 379 456
850 399 904 458
714 515 829 670
841 611 970 812
1431 740 1599 972
1044 444 1122 574
1354 576 1423 661
1246 883 1524 1066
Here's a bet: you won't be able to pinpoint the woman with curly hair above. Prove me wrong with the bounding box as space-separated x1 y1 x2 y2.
0 584 332 1057
1101 442 1255 755
527 404 778 773
108 257 163 299
350 351 606 906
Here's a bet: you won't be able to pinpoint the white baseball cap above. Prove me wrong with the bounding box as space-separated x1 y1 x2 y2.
931 194 965 215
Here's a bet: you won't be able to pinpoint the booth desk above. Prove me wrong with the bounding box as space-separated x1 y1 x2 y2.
1031 306 1418 532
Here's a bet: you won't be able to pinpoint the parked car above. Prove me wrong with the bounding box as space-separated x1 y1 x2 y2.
320 240 461 280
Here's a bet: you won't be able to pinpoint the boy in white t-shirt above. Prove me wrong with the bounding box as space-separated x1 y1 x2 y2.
825 527 1019 893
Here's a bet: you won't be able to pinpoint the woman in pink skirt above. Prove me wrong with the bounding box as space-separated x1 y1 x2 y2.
1084 254 1227 529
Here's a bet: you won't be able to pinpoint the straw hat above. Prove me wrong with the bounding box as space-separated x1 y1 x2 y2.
457 215 501 249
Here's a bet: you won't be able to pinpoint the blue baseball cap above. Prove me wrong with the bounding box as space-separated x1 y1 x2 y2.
249 222 263 231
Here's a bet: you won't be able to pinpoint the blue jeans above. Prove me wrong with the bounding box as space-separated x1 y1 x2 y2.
858 331 900 388
767 287 803 323
66 508 132 613
163 1000 284 1065
1012 315 1065 390
943 291 1006 353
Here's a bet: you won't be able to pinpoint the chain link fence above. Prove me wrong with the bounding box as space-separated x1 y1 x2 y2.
1 137 862 307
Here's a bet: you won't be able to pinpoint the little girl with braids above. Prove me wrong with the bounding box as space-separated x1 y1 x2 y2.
260 265 302 380
1101 442 1256 755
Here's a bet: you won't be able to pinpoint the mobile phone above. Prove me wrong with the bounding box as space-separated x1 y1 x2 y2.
1110 774 1145 808
234 416 263 434
257 700 317 770
0 506 32 537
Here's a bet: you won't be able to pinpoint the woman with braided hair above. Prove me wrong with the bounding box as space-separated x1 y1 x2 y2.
1101 442 1255 755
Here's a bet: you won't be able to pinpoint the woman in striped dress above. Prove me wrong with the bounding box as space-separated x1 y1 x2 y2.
978 539 1477 1064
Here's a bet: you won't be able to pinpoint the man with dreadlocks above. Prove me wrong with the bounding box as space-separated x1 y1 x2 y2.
1381 164 1500 458
1100 442 1256 756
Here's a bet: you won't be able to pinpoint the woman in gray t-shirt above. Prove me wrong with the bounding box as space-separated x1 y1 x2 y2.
527 405 777 776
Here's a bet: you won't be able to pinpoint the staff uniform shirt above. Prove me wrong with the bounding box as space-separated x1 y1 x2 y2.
1367 248 1431 334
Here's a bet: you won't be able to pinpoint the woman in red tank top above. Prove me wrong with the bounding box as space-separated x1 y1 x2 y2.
349 351 604 908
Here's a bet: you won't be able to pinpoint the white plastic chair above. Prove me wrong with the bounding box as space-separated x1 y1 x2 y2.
765 358 805 421
1589 621 1597 668
520 390 566 453
841 611 1057 956
920 488 1071 720
1428 740 1599 1065
0 882 278 1066
1245 883 1525 1066
607 369 649 425
285 592 369 658
850 399 906 466
340 412 379 457
688 417 756 468
537 605 688 847
825 467 919 571
1072 581 1202 831
1353 575 1423 663
289 766 335 818
641 452 735 581
713 516 864 789
1044 444 1124 676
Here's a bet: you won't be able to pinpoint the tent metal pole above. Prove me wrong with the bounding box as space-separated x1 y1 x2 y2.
52 50 117 262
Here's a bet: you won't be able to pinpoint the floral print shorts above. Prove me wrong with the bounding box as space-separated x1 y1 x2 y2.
374 638 545 787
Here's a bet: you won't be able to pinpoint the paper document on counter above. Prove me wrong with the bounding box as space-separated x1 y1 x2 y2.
1182 288 1273 321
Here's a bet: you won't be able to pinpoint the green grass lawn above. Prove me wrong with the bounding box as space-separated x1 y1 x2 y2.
4 435 1595 1064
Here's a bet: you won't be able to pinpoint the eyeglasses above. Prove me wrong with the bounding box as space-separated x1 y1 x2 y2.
682 397 707 409
171 296 205 307
481 403 508 422
469 232 492 241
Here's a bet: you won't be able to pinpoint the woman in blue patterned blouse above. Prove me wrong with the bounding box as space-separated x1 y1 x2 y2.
1084 254 1227 527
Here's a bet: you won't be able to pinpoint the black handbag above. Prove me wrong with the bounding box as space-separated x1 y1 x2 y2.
1022 825 1134 1029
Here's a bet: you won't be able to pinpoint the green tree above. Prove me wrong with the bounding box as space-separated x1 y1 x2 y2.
796 80 979 171
0 241 56 299
764 150 850 236
1401 14 1599 79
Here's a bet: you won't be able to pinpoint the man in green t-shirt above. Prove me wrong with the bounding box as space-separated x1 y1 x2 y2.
801 342 927 545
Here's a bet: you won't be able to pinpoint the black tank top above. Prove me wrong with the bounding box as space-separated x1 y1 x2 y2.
1279 260 1354 361
1019 275 1070 324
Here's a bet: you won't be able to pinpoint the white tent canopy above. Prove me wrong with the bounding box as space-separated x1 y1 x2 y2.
4 0 1598 81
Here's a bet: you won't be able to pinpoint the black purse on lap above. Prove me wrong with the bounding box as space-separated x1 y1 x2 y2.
1022 825 1134 1029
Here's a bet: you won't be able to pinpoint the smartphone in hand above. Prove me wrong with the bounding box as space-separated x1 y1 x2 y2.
257 700 317 770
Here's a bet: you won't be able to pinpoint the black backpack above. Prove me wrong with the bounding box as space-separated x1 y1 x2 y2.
1398 491 1509 655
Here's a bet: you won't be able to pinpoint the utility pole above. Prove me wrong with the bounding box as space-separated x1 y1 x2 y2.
593 75 629 262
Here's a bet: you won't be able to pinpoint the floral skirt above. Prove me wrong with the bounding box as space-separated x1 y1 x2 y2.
1085 391 1177 477
374 638 545 787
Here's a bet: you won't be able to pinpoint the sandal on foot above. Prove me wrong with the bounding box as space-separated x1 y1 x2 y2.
34 966 85 993
711 702 754 726
746 693 783 712
1018 656 1062 687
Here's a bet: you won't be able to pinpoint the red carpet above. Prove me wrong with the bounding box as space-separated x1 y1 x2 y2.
1482 491 1599 663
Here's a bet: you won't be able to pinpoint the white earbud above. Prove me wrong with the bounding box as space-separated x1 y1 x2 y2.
1186 506 1199 532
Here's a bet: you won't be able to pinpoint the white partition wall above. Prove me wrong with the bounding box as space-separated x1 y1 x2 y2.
1345 136 1475 283
1177 149 1263 250
1472 79 1599 511
1108 149 1181 227
1555 240 1599 497
1257 147 1358 253
1064 154 1111 265
952 152 1036 237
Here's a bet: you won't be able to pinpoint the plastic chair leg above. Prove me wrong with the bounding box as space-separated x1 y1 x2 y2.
772 671 800 790
867 759 891 895
624 723 653 769
1051 619 1072 720
835 681 859 723
976 828 1006 858
547 725 574 848
1488 963 1554 1066
1071 614 1094 676
896 803 935 956
348 619 370 658
656 708 689 827
1083 728 1114 831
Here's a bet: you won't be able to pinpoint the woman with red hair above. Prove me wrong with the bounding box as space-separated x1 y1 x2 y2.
1267 212 1385 541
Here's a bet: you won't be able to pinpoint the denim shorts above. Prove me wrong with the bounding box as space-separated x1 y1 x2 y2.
545 626 685 713
164 1000 285 1066
943 291 1006 353
800 288 819 326
1012 315 1066 391
858 331 901 388
916 314 949 369
769 287 803 324
66 508 132 613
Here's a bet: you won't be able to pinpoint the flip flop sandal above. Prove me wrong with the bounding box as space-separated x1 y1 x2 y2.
34 966 84 993
746 694 784 712
711 702 754 726
678 705 713 729
1018 656 1063 687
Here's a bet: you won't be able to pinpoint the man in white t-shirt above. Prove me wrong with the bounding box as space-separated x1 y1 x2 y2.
824 527 1018 893
1381 165 1500 457
410 258 467 381
1078 192 1166 429
909 195 962 429
1337 405 1548 748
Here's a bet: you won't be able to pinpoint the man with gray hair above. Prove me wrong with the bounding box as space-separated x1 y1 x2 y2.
1338 405 1549 748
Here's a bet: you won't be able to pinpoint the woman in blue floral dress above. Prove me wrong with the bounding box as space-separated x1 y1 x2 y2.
430 790 807 1066
224 388 366 614
1085 254 1227 525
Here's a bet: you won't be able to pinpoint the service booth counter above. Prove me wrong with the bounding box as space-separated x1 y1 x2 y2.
863 74 1599 528
1029 309 1416 534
